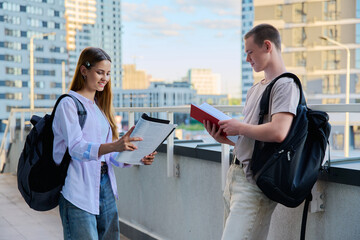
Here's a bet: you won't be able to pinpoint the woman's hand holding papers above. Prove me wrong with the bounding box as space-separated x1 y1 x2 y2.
115 126 143 152
98 126 143 157
141 151 158 165
204 120 235 146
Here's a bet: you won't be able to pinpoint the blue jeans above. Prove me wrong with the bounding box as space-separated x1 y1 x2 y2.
59 173 120 240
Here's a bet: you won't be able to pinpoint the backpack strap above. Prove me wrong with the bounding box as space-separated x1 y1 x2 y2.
300 194 312 240
257 73 311 240
258 72 306 125
51 94 87 129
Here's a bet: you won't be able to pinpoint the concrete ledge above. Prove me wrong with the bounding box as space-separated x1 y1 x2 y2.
120 219 159 240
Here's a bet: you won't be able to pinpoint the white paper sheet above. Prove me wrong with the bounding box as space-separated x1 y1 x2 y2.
115 115 177 165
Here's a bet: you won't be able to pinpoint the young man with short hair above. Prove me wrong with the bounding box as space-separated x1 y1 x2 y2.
204 24 300 240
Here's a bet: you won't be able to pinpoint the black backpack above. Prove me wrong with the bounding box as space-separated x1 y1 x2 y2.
250 73 331 239
17 94 87 211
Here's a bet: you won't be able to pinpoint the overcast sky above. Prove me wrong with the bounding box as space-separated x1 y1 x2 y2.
121 0 242 97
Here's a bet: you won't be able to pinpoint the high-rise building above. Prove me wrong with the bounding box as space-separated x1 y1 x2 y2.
254 0 360 150
240 0 254 104
122 64 150 89
0 0 67 122
65 0 122 106
64 0 96 80
90 0 122 90
64 0 96 52
186 68 221 95
253 0 360 105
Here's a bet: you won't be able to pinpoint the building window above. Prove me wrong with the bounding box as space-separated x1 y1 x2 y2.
293 27 307 47
1 15 21 24
275 5 283 19
5 28 21 37
0 80 24 88
50 82 62 88
35 45 44 51
35 70 55 76
295 52 306 67
324 26 337 39
354 126 360 149
323 50 340 70
293 3 307 23
6 67 22 75
27 6 43 15
323 74 340 95
0 41 21 50
0 93 22 100
35 82 45 88
332 133 344 150
3 2 20 12
0 54 21 62
324 0 337 20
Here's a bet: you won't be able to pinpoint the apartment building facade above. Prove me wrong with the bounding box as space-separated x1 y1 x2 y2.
0 0 67 123
122 64 150 90
186 68 221 95
65 0 123 106
254 0 360 150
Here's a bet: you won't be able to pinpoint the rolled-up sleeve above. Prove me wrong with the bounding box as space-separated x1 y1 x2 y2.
108 152 132 168
53 98 100 163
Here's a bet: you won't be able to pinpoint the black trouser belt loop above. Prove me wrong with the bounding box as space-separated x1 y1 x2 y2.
101 163 108 175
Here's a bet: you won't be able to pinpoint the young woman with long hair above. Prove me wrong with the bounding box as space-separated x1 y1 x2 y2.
52 47 156 239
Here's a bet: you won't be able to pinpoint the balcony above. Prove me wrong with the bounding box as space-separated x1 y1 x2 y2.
1 104 360 240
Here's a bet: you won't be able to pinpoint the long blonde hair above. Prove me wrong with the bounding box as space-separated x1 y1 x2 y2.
70 47 118 140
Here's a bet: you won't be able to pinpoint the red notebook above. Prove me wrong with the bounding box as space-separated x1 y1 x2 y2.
190 103 238 143
190 104 221 127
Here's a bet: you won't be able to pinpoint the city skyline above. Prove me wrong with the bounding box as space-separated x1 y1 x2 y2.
121 0 242 98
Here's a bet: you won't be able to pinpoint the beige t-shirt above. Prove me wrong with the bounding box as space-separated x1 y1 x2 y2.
234 76 300 183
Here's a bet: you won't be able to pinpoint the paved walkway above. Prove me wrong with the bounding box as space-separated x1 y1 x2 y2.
0 173 129 240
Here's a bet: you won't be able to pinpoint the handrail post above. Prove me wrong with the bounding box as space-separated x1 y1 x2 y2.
221 143 230 190
167 112 175 177
0 119 10 172
9 112 16 143
20 112 25 142
128 112 135 128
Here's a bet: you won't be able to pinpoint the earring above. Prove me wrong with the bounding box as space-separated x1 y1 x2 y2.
82 75 87 80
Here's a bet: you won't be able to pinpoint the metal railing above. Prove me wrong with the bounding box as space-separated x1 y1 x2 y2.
1 104 359 185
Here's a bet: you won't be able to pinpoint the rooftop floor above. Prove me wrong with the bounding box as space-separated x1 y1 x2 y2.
0 173 130 240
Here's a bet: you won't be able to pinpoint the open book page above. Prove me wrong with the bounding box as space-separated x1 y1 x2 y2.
199 103 232 121
115 114 177 165
191 103 238 144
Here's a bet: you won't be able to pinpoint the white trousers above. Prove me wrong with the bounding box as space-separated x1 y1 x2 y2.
222 164 277 240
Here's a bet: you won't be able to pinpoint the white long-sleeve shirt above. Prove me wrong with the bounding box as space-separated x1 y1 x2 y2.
52 91 128 215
